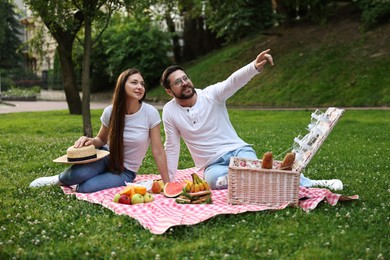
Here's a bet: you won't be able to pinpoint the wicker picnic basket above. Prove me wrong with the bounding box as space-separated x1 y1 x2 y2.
227 107 345 207
228 158 300 206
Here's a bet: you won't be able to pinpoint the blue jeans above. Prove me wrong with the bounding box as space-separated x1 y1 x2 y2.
204 146 257 190
299 174 313 187
203 146 313 190
58 149 136 193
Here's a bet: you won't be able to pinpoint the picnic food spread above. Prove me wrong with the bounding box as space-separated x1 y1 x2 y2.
174 173 213 204
112 173 213 205
113 185 154 205
62 166 359 235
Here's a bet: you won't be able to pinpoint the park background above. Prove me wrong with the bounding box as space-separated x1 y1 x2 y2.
1 0 389 259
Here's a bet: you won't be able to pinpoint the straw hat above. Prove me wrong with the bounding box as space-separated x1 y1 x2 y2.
53 145 110 164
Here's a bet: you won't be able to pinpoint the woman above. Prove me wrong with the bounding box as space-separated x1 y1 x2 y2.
30 68 170 193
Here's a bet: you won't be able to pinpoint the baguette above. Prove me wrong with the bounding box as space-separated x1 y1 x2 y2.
280 152 295 171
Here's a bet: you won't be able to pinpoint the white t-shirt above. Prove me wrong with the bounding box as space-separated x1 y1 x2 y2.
101 102 161 172
163 61 260 180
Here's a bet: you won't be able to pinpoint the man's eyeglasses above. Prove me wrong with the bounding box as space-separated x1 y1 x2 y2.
170 75 190 87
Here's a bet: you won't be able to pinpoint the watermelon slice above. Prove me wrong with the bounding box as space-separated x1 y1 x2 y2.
163 182 187 198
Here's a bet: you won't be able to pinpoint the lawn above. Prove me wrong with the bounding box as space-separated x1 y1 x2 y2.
0 108 389 259
147 20 390 108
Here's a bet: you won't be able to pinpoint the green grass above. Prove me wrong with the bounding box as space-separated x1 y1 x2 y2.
147 24 390 107
0 109 389 259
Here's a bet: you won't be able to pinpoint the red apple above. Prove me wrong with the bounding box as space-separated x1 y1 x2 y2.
118 194 131 204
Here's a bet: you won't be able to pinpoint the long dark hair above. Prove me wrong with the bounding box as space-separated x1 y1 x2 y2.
108 68 146 173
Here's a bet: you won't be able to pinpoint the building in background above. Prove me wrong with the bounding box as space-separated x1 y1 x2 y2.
14 0 57 80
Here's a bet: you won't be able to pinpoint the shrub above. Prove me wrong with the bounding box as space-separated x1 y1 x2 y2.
0 68 41 91
356 0 390 27
207 0 274 43
0 75 14 91
2 86 40 97
94 14 171 89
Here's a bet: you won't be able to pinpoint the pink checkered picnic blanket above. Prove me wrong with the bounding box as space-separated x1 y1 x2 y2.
61 168 359 234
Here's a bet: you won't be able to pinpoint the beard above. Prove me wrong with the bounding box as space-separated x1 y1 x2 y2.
171 85 196 100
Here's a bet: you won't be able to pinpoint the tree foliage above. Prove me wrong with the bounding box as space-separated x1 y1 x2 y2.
25 0 84 114
206 0 274 43
92 14 171 88
0 0 23 69
274 0 331 23
356 0 390 27
25 0 124 136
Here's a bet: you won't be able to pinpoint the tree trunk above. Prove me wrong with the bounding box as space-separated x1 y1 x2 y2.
182 14 221 62
26 1 84 115
81 9 93 137
165 10 182 63
57 43 82 115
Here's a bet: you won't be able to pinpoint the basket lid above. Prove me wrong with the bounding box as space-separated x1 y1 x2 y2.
292 107 345 172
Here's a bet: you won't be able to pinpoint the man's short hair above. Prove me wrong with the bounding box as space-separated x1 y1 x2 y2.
160 65 184 89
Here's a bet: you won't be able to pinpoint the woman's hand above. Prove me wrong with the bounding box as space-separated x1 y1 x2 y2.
74 136 94 148
73 125 107 148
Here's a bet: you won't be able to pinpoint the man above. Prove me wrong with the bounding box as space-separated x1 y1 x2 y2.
160 49 343 190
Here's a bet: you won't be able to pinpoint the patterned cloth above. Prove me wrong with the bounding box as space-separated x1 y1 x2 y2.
298 186 358 210
61 168 359 235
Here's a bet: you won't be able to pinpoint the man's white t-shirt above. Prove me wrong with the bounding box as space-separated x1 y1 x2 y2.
101 102 161 172
163 61 260 180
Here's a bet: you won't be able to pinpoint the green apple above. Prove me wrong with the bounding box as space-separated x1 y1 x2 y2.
143 192 154 203
131 194 144 205
113 193 121 203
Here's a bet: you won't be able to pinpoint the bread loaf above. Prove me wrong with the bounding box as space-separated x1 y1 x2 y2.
280 152 295 171
261 152 273 169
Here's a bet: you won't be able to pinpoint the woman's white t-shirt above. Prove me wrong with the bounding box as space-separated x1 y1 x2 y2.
100 102 161 172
